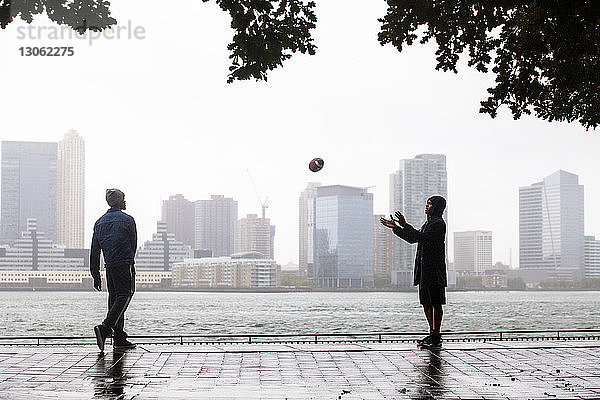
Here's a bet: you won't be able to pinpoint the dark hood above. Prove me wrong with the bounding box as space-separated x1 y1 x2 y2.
427 195 446 219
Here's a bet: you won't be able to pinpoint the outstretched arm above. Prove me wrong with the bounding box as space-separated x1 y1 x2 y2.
400 219 445 243
379 215 397 229
381 214 418 244
392 225 419 244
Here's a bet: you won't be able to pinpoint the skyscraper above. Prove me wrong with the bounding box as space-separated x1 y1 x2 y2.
1 141 58 244
373 214 394 278
519 170 584 279
161 194 195 247
454 231 492 273
519 182 544 269
307 185 374 288
194 195 238 257
298 182 321 276
584 236 600 278
235 214 275 259
389 154 447 286
57 130 85 248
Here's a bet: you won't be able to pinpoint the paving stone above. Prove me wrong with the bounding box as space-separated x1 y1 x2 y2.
0 340 598 398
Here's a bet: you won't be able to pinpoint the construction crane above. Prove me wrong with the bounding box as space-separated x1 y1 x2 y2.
246 169 270 219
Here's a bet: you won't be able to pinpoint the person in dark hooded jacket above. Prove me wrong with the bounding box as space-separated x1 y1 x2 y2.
380 195 447 347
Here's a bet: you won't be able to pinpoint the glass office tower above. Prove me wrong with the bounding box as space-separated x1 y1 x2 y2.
519 170 584 276
1 141 58 244
311 185 373 288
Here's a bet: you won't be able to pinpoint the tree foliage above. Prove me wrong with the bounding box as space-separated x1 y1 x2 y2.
280 274 309 287
203 0 317 83
373 274 392 288
0 0 116 34
507 277 525 290
456 275 483 290
0 0 316 83
2 0 598 127
378 1 600 130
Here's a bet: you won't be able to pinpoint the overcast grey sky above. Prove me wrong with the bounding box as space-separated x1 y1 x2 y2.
2 0 599 267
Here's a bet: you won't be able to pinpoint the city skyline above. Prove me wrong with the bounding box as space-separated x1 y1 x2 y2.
1 133 86 251
1 138 598 270
0 151 594 288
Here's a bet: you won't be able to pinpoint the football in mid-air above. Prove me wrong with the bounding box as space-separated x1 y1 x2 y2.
309 157 324 172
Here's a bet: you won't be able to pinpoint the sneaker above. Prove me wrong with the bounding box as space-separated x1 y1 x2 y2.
421 334 442 348
94 325 110 351
417 335 431 345
113 339 136 350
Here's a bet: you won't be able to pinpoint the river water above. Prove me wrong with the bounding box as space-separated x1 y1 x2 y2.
1 291 598 337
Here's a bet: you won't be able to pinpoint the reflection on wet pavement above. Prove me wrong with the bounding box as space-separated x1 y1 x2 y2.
93 350 128 398
0 340 600 399
414 347 445 399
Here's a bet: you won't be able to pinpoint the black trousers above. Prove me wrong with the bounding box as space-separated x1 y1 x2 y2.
102 264 135 341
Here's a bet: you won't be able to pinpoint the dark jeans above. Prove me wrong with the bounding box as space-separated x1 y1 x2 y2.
102 264 135 341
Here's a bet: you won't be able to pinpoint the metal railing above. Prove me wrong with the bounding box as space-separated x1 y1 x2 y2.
0 329 599 346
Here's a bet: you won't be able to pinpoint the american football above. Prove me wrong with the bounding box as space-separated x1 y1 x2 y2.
309 157 324 172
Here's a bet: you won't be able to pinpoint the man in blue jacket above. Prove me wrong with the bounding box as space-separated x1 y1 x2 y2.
381 196 447 348
90 189 137 351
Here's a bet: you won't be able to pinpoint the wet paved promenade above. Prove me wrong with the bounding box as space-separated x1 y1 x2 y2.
1 339 600 399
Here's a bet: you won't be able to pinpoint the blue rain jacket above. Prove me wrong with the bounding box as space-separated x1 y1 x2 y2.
90 208 137 279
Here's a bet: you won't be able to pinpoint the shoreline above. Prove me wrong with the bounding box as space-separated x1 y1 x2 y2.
1 287 600 293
